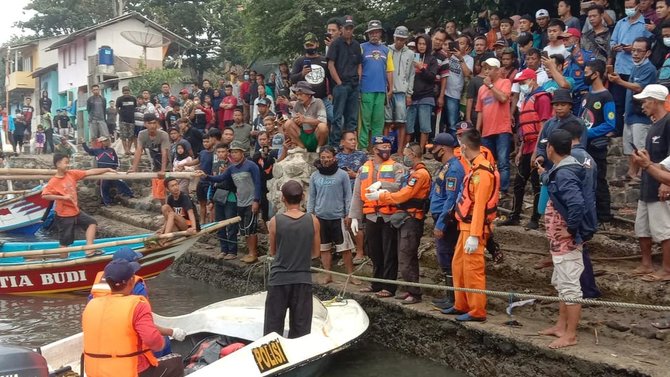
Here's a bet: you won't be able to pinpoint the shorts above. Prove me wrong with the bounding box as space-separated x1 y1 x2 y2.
635 200 670 242
196 181 210 202
551 249 584 305
134 125 143 137
56 212 98 246
34 142 44 148
406 103 434 134
384 93 407 123
238 205 258 236
119 122 134 140
319 218 355 252
107 122 116 135
152 178 166 200
299 129 318 152
622 122 650 155
58 128 70 137
89 119 109 139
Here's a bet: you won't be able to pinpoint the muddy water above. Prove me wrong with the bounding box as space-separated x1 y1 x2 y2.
0 271 461 376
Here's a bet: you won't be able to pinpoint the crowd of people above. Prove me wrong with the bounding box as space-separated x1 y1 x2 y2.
30 2 670 374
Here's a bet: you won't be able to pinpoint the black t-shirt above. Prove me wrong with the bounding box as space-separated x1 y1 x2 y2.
641 114 670 202
55 114 70 128
579 89 613 140
116 95 137 123
290 55 330 99
166 111 180 129
13 120 27 136
40 98 52 113
183 126 204 155
167 193 193 221
326 37 362 84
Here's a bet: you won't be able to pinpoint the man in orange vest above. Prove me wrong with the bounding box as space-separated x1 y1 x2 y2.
367 142 432 304
443 129 497 321
500 68 552 229
82 259 185 377
348 136 405 298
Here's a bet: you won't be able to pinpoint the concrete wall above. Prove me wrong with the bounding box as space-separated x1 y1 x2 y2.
57 39 89 92
94 18 164 63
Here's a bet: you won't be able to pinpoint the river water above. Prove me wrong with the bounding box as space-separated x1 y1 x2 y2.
0 270 462 376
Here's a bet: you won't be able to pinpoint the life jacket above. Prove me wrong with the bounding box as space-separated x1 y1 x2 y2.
518 91 549 144
90 271 145 299
455 160 500 226
360 160 398 215
454 146 496 173
397 164 432 219
82 295 158 377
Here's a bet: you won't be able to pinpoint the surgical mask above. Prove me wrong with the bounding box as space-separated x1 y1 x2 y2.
634 57 648 66
520 84 532 95
664 37 670 48
584 74 595 86
402 156 413 168
625 7 637 17
376 149 391 161
243 74 250 80
304 48 317 55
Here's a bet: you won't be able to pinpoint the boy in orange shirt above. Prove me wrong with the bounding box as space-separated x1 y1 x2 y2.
42 153 116 257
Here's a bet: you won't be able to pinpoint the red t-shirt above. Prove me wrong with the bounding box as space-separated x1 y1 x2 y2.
220 96 237 123
521 92 553 155
240 82 251 104
475 78 512 137
42 170 87 217
133 301 165 373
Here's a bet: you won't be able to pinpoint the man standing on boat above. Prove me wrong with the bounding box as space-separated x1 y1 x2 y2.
82 259 185 377
42 153 117 257
265 180 320 338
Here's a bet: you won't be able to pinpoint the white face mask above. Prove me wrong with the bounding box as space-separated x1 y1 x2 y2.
520 83 532 95
664 37 670 48
625 7 637 17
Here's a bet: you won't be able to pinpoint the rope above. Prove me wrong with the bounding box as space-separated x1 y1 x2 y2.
310 267 670 312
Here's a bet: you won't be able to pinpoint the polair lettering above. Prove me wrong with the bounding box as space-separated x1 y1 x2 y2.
40 270 87 285
252 339 289 372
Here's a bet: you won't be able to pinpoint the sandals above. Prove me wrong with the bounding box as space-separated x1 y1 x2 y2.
85 250 104 258
641 273 670 282
359 287 376 293
375 290 393 298
632 266 655 276
353 256 370 265
651 319 670 330
401 295 421 305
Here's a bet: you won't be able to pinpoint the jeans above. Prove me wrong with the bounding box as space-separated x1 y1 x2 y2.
609 74 629 137
406 104 434 134
511 153 540 221
482 132 512 192
322 97 334 129
215 200 239 254
444 96 461 133
581 245 601 298
331 83 360 146
100 179 134 205
45 128 54 153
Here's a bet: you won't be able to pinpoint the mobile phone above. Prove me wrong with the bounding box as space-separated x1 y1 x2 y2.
541 51 549 59
629 142 638 153
448 41 458 51
303 59 311 67
606 65 614 75
325 32 332 39
535 160 542 169
276 111 283 119
414 53 421 62
645 18 652 24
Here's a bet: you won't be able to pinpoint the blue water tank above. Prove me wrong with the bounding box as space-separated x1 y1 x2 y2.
98 46 114 66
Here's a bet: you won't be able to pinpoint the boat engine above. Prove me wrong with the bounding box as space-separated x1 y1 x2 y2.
0 344 49 377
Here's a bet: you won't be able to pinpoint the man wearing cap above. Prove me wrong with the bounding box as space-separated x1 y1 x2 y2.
89 247 149 299
327 15 362 146
384 26 414 143
543 19 568 59
359 20 395 150
117 86 137 156
427 133 465 308
561 27 595 115
535 9 551 49
83 136 134 206
284 81 329 152
252 97 275 140
502 69 551 229
54 135 75 157
609 37 657 180
630 84 670 281
130 113 171 204
475 57 512 195
82 259 186 377
348 136 405 299
290 32 333 127
198 140 262 264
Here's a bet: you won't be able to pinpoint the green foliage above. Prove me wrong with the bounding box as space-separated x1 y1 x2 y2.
128 68 184 96
17 0 116 37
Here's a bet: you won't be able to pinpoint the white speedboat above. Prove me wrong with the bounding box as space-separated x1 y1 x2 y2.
31 292 369 376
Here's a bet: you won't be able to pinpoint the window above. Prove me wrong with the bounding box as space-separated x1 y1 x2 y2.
82 40 86 60
68 45 74 65
61 50 66 69
74 44 77 63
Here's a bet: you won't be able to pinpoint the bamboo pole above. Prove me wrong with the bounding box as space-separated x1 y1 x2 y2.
0 190 32 195
0 171 198 181
0 217 240 259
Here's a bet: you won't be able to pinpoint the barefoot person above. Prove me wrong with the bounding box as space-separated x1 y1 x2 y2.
307 146 358 285
265 180 320 338
42 154 117 257
159 177 198 236
538 129 596 349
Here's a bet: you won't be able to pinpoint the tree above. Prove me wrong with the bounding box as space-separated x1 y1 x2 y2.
17 0 116 37
128 67 184 96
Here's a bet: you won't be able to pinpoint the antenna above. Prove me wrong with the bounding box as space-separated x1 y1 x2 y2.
120 31 171 66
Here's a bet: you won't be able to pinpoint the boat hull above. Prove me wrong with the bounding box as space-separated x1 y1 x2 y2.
0 189 48 234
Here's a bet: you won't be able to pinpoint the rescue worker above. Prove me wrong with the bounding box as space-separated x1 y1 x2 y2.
426 133 465 309
82 259 186 377
348 136 405 298
500 69 552 229
443 129 498 321
366 142 431 304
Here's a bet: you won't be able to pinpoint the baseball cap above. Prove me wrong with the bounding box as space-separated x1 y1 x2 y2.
303 32 318 46
493 38 507 47
97 136 109 142
633 84 669 102
407 41 416 48
561 28 581 39
143 113 158 122
372 136 392 145
394 26 409 38
455 121 476 135
257 97 271 106
343 15 355 28
168 126 180 133
104 259 140 285
535 9 549 18
512 68 537 83
229 140 246 151
428 133 456 148
112 246 143 262
179 88 189 95
483 57 501 68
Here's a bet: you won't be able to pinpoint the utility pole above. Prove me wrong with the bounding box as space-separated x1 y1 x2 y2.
114 0 126 17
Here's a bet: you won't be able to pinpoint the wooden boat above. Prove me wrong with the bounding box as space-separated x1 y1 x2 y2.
37 292 369 377
0 186 49 235
0 218 239 295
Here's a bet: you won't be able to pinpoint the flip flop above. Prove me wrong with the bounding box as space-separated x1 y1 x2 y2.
375 290 393 298
641 273 670 282
401 296 421 305
632 267 655 276
455 313 486 322
85 250 104 258
359 287 376 293
651 319 670 330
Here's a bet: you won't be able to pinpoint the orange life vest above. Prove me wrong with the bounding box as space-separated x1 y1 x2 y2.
455 160 500 226
517 91 549 144
82 295 158 377
360 160 398 215
90 271 145 299
454 146 496 173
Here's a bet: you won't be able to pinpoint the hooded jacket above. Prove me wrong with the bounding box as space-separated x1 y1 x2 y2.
388 44 415 95
411 36 439 101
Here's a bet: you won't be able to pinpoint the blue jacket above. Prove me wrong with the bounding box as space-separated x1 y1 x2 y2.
571 145 598 234
535 114 587 169
564 48 595 93
82 144 119 170
541 155 596 244
429 156 465 231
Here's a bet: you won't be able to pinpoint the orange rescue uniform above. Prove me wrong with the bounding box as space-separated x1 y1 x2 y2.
377 162 431 219
452 153 496 318
90 271 145 299
454 146 496 174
